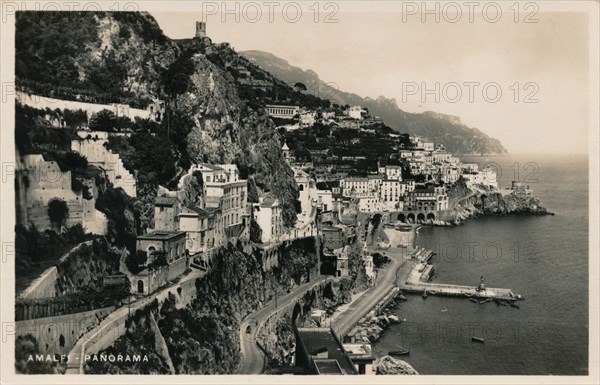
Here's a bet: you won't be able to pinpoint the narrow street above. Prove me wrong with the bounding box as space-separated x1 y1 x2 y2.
330 247 413 338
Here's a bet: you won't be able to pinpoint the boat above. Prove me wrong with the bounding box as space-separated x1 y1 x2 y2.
485 298 494 303
510 303 520 309
471 337 485 343
469 298 478 303
388 347 410 356
499 301 508 307
441 309 448 312
479 300 486 304
398 295 408 301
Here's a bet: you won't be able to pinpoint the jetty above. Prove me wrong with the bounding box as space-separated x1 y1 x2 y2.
397 249 521 302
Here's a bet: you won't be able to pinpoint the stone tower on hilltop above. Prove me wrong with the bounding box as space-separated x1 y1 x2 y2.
195 21 207 38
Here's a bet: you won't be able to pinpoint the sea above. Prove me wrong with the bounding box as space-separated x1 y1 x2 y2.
372 154 589 375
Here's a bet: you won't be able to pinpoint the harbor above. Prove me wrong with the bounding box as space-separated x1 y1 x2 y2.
397 247 522 302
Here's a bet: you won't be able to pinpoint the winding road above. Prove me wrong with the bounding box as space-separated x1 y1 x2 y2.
65 268 205 374
237 276 329 374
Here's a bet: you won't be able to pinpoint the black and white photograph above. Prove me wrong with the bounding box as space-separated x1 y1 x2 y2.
0 1 598 383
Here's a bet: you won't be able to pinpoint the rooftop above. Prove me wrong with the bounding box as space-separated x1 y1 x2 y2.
155 196 179 206
266 104 300 109
197 163 224 171
297 328 355 374
137 231 186 241
179 206 210 217
260 194 279 208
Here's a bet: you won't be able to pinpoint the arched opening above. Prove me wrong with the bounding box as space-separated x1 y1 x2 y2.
292 302 302 324
298 184 304 191
177 287 182 296
407 213 415 223
137 280 144 294
398 213 406 222
59 334 65 348
427 213 435 222
337 270 342 277
417 213 425 223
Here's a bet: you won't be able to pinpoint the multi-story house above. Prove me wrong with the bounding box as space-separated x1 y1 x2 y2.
253 194 283 243
378 165 403 181
193 163 247 229
405 186 449 212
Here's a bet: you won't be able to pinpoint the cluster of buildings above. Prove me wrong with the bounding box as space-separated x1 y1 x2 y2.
130 161 300 290
128 162 288 294
267 104 382 131
337 165 448 214
400 136 498 189
140 163 250 266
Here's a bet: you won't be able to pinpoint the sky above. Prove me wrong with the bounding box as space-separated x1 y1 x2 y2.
150 2 595 154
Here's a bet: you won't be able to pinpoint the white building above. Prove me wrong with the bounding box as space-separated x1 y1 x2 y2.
462 167 498 189
340 176 382 197
253 194 283 243
316 190 334 212
347 106 365 120
294 168 317 218
378 165 402 181
266 105 300 119
357 195 379 213
299 111 317 127
378 179 409 204
186 163 247 229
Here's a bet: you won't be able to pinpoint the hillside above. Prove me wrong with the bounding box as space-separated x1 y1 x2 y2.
240 50 508 156
15 12 306 229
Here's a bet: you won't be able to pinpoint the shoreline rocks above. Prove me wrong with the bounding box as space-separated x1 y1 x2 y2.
346 293 404 344
377 356 419 375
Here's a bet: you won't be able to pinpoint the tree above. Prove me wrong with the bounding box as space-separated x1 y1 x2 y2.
48 199 69 232
64 224 86 243
15 335 56 374
89 109 117 132
52 151 88 171
150 251 169 269
179 170 204 207
294 82 307 92
126 250 148 274
62 109 88 129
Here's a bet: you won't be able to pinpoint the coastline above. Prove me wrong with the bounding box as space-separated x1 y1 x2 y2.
360 194 545 374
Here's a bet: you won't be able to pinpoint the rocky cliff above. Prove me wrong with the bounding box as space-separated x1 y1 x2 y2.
446 179 552 225
16 12 300 228
85 238 320 374
241 50 507 155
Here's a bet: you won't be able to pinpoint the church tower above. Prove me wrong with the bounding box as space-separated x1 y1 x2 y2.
282 141 291 163
195 21 207 38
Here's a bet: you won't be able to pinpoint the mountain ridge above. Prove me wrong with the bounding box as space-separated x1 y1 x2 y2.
240 49 507 156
